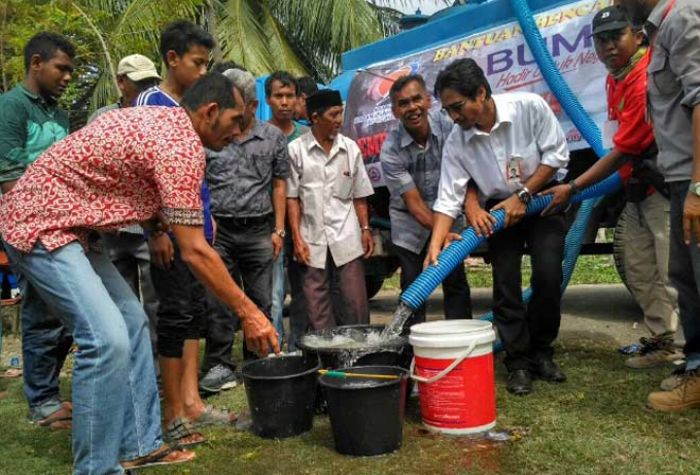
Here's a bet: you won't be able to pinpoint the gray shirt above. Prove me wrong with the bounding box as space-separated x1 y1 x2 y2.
380 109 456 254
645 0 700 182
206 120 289 218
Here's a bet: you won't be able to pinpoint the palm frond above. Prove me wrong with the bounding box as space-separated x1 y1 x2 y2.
107 0 205 59
269 0 398 80
257 1 308 75
215 0 275 75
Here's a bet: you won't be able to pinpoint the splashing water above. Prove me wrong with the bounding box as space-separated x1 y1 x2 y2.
381 301 415 339
301 330 401 350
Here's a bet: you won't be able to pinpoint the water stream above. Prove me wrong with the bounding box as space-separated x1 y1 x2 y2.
380 301 415 339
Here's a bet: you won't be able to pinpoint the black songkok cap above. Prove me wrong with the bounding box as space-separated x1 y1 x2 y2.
306 89 343 117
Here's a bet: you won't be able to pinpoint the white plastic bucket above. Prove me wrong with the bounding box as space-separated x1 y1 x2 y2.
409 320 497 435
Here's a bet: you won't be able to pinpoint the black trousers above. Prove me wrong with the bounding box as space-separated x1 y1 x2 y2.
394 243 472 330
151 242 206 359
202 216 274 371
487 211 565 372
668 181 700 366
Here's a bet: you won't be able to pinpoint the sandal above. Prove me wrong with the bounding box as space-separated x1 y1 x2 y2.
189 405 238 429
164 417 207 449
121 445 195 470
36 402 72 430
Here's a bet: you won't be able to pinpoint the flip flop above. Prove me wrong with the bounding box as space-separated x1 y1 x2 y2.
121 445 195 471
189 405 238 429
36 401 72 430
164 418 207 449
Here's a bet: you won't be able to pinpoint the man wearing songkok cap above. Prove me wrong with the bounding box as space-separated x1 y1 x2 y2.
286 89 375 329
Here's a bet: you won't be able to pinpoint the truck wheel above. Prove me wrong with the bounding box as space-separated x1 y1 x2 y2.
612 210 630 292
365 277 385 300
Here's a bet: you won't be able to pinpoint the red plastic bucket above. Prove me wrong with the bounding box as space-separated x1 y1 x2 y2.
409 320 496 434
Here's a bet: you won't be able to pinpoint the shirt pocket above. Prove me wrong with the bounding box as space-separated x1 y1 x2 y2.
517 141 540 180
333 170 354 200
647 51 680 97
252 153 272 181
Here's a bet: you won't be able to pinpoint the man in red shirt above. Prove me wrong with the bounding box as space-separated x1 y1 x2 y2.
0 73 278 473
543 6 680 368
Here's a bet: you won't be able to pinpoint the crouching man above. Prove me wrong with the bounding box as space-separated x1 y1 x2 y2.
427 59 569 396
0 73 278 474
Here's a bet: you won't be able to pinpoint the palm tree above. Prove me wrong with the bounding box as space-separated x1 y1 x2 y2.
68 0 403 109
69 0 206 108
213 0 402 79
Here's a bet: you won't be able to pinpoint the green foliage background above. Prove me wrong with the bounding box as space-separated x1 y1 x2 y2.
0 0 404 119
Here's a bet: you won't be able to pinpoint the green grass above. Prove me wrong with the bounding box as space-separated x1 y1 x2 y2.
383 254 622 292
0 256 671 475
0 334 698 475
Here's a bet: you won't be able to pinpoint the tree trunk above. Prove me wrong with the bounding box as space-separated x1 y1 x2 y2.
206 0 223 63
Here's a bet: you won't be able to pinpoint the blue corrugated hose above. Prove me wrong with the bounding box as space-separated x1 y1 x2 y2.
400 0 623 351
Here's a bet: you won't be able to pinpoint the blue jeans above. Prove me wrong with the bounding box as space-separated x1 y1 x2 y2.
668 182 700 370
5 241 162 474
18 279 73 420
271 246 286 343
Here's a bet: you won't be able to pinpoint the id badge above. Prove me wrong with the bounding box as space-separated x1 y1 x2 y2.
603 120 619 150
505 156 522 184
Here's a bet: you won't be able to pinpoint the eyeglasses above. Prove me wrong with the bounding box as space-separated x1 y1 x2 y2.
442 99 467 114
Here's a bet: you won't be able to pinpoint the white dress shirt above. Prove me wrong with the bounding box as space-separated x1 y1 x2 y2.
433 92 569 218
287 131 374 269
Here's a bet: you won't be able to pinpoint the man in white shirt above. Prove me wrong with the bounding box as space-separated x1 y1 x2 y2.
428 59 570 396
287 89 375 329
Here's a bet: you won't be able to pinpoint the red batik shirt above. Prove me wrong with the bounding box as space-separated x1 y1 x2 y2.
0 106 205 252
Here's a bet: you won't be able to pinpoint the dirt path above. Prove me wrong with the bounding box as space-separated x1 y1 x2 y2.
369 283 651 348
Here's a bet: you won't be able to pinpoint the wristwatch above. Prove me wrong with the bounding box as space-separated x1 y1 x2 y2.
274 228 286 238
689 182 700 197
361 226 371 233
515 186 532 206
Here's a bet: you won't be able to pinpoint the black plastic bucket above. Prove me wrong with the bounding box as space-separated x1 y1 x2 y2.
320 365 408 456
297 324 411 369
241 355 320 438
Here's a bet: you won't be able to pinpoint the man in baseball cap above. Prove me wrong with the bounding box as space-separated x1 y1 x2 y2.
590 5 631 36
117 54 161 82
90 54 161 119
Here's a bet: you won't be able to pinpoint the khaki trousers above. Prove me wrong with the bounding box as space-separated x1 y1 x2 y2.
622 192 679 336
302 253 369 330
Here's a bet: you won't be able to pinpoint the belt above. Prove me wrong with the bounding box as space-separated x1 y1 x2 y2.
215 214 272 226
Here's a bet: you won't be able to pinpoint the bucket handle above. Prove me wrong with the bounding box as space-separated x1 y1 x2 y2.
409 340 477 384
